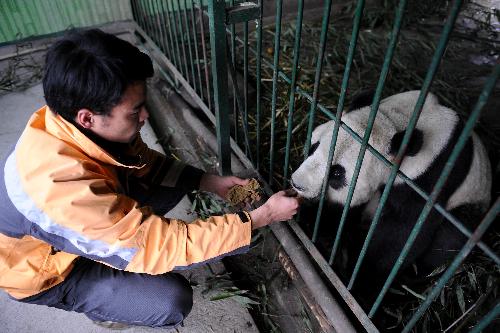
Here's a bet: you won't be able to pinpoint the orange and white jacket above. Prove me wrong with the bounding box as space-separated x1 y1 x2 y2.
0 106 251 299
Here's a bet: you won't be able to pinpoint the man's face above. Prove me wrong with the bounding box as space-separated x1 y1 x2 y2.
91 82 148 143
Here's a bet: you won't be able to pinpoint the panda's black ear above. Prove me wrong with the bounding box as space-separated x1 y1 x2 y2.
348 89 375 112
389 128 424 157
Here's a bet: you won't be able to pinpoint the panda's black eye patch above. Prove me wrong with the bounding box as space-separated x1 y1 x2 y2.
308 142 319 157
328 164 346 189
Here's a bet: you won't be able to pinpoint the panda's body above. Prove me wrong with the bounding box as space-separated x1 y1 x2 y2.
291 91 491 306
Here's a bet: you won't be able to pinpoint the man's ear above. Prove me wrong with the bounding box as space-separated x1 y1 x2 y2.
75 109 95 129
389 128 424 157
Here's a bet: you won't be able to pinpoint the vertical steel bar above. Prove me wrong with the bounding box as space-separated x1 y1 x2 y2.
337 0 407 279
208 0 231 175
149 0 162 50
152 0 168 56
175 0 190 83
230 0 238 145
268 0 283 186
468 301 500 333
159 0 179 69
322 0 366 255
166 0 185 78
369 63 500 318
131 0 145 30
190 0 204 99
243 21 249 156
183 0 197 88
282 0 304 187
402 199 500 332
255 0 263 171
226 46 253 161
145 0 160 44
138 0 153 36
198 0 212 111
156 0 172 59
303 0 333 160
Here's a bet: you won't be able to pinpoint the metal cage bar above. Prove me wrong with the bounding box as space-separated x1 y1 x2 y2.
255 0 263 171
282 0 304 188
327 0 366 264
190 0 204 98
268 0 283 186
182 0 197 89
303 0 334 160
207 0 231 174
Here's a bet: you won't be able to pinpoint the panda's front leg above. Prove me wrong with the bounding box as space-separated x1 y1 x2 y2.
349 196 444 308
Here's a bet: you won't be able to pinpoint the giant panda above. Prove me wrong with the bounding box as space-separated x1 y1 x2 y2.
290 90 492 307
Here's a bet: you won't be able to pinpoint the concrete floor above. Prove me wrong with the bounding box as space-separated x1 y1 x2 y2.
0 84 258 333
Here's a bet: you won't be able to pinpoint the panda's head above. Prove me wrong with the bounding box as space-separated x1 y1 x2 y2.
291 91 426 207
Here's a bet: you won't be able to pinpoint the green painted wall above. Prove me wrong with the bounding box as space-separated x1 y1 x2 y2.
0 0 133 43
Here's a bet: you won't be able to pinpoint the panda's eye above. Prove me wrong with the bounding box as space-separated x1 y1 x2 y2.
329 164 346 189
308 142 319 157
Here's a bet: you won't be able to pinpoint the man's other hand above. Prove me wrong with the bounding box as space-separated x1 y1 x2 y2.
199 173 249 199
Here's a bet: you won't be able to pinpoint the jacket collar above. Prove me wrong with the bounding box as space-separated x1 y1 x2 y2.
39 106 145 169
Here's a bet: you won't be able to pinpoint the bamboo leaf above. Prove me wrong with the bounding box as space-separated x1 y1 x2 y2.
402 284 426 301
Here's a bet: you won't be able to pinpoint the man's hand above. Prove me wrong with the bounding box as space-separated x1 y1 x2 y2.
199 173 250 199
249 191 300 230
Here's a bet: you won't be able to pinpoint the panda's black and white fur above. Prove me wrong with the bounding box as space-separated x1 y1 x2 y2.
291 90 491 305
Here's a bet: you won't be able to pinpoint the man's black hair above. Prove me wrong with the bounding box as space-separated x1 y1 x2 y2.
43 29 154 121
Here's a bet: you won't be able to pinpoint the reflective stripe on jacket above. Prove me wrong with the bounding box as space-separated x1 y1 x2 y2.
0 106 251 299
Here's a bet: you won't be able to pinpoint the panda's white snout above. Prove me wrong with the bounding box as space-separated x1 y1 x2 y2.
290 178 305 192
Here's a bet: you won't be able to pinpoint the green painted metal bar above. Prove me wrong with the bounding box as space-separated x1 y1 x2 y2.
175 0 191 84
169 0 187 78
158 0 175 58
402 193 499 332
351 0 464 294
268 0 283 186
255 0 263 171
166 0 184 79
132 1 146 34
282 0 304 188
142 0 156 43
243 21 249 156
159 0 179 70
153 0 169 56
469 301 500 333
342 0 408 285
183 0 197 88
197 0 212 111
324 0 366 260
303 0 333 160
226 45 253 161
208 0 231 175
132 0 144 29
229 0 238 145
144 0 157 45
190 0 204 99
369 63 499 318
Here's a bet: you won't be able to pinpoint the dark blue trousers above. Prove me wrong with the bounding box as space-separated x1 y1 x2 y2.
17 182 193 328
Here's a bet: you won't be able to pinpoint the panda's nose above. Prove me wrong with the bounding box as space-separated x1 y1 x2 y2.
290 179 305 192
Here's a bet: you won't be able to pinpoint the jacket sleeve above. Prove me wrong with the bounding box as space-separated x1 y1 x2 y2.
15 152 251 273
128 135 205 192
